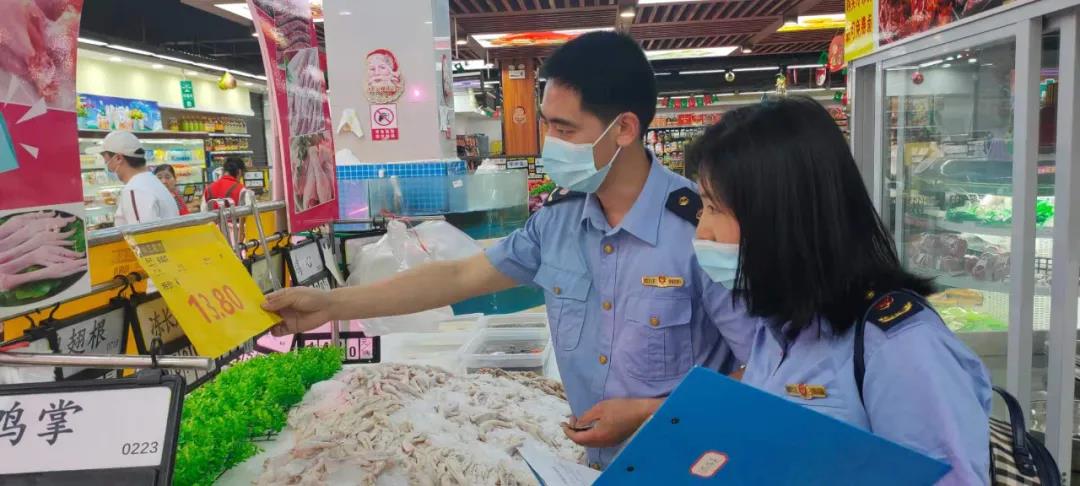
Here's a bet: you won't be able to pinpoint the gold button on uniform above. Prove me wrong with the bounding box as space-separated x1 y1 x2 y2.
599 355 608 365
553 287 561 295
602 301 612 311
590 463 602 470
649 316 660 327
603 244 614 254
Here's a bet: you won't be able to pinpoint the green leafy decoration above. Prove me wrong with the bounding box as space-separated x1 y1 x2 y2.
172 346 344 486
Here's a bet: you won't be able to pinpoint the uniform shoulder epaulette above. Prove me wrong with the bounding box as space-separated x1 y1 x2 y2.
544 187 585 207
665 187 703 225
863 290 925 333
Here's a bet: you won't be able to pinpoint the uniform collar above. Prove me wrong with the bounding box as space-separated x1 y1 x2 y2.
580 152 669 246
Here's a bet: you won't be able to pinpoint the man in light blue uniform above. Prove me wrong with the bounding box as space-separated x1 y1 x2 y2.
261 32 755 471
487 32 753 469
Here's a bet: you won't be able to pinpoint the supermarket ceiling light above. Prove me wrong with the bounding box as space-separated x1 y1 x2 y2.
455 39 467 45
151 63 164 69
109 44 154 56
654 72 672 76
731 66 779 72
620 9 636 18
918 59 944 67
787 63 826 69
968 58 978 63
473 28 612 48
680 69 725 75
645 46 737 60
215 3 252 20
776 14 845 32
78 37 108 46
109 56 123 63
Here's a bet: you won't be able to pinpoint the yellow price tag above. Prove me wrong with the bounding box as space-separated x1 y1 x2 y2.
125 223 280 358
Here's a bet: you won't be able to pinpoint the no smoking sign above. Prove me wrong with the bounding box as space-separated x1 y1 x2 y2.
370 104 399 141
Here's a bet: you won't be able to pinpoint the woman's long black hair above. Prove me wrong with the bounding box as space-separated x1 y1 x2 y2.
688 96 933 335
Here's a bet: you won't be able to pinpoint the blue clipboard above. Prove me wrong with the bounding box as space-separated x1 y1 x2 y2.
596 367 950 485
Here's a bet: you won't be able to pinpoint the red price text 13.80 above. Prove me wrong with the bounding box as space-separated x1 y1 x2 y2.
187 286 245 323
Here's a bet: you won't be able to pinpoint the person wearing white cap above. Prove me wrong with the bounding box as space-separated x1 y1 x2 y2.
90 131 179 226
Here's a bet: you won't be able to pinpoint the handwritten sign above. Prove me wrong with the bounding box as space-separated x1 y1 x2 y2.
0 386 172 475
126 224 280 358
286 240 326 285
51 303 128 380
133 293 186 353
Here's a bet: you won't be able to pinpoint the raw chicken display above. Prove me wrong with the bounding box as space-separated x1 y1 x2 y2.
290 131 335 211
0 211 86 295
0 0 82 108
251 364 583 486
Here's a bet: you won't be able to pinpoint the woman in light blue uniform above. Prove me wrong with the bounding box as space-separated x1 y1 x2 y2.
690 97 991 485
568 97 992 484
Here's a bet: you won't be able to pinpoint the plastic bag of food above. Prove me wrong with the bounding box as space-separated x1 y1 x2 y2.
346 220 481 334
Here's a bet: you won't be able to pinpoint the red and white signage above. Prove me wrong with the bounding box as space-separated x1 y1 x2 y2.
370 104 399 141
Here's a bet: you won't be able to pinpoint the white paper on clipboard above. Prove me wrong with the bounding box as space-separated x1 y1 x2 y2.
518 443 600 486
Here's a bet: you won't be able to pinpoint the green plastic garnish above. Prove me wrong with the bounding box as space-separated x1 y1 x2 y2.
172 346 344 486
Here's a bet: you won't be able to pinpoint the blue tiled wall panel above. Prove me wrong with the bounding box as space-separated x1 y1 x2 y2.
336 160 465 216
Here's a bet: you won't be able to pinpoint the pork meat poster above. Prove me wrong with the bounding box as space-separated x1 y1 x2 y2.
248 0 338 233
0 0 90 320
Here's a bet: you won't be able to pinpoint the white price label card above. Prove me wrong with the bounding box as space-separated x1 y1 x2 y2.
287 241 325 284
0 386 172 474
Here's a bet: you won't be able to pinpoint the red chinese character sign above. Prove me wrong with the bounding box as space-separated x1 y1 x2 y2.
0 0 90 320
370 104 399 141
248 0 338 233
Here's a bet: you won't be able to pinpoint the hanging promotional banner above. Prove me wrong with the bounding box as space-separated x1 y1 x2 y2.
847 0 1017 62
249 0 338 233
0 1 90 320
126 224 280 358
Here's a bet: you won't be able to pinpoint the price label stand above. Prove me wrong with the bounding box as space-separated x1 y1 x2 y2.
0 370 185 485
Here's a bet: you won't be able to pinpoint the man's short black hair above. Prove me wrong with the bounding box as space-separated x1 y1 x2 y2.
541 32 656 137
223 157 246 177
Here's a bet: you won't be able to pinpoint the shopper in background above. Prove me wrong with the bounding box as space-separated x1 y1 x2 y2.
262 31 755 470
568 97 991 485
204 157 247 208
91 131 179 226
153 164 190 216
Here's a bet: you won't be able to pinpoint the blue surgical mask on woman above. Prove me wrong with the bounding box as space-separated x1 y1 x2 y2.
693 239 740 288
541 117 622 193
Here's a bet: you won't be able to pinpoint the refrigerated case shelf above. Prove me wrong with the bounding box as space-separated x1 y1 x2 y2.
922 271 1050 296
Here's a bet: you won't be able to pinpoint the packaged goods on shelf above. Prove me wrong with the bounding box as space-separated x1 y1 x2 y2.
225 364 582 486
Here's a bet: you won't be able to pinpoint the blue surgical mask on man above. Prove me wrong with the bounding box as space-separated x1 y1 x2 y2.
541 117 622 192
693 239 740 288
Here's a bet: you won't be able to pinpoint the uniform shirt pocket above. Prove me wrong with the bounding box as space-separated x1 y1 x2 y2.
620 296 694 381
534 264 591 351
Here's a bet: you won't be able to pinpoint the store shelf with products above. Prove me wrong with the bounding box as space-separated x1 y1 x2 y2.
645 126 704 174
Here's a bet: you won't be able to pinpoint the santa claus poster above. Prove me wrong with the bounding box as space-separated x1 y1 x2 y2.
0 0 90 320
248 0 338 233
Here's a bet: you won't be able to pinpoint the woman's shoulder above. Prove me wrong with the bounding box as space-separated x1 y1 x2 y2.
861 291 986 375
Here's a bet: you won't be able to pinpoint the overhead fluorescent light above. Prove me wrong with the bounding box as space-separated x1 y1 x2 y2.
740 44 753 54
109 56 123 63
215 3 252 20
184 70 200 76
455 39 467 45
194 62 230 71
473 28 612 48
78 37 109 46
968 58 978 63
154 54 189 64
680 69 725 75
918 59 943 67
620 10 636 18
776 13 845 32
151 63 164 69
645 46 737 60
731 66 779 72
654 72 672 76
484 81 501 86
109 45 154 56
885 66 919 71
787 63 826 69
942 63 952 68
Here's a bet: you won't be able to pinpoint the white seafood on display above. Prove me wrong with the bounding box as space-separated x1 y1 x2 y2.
253 364 583 486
